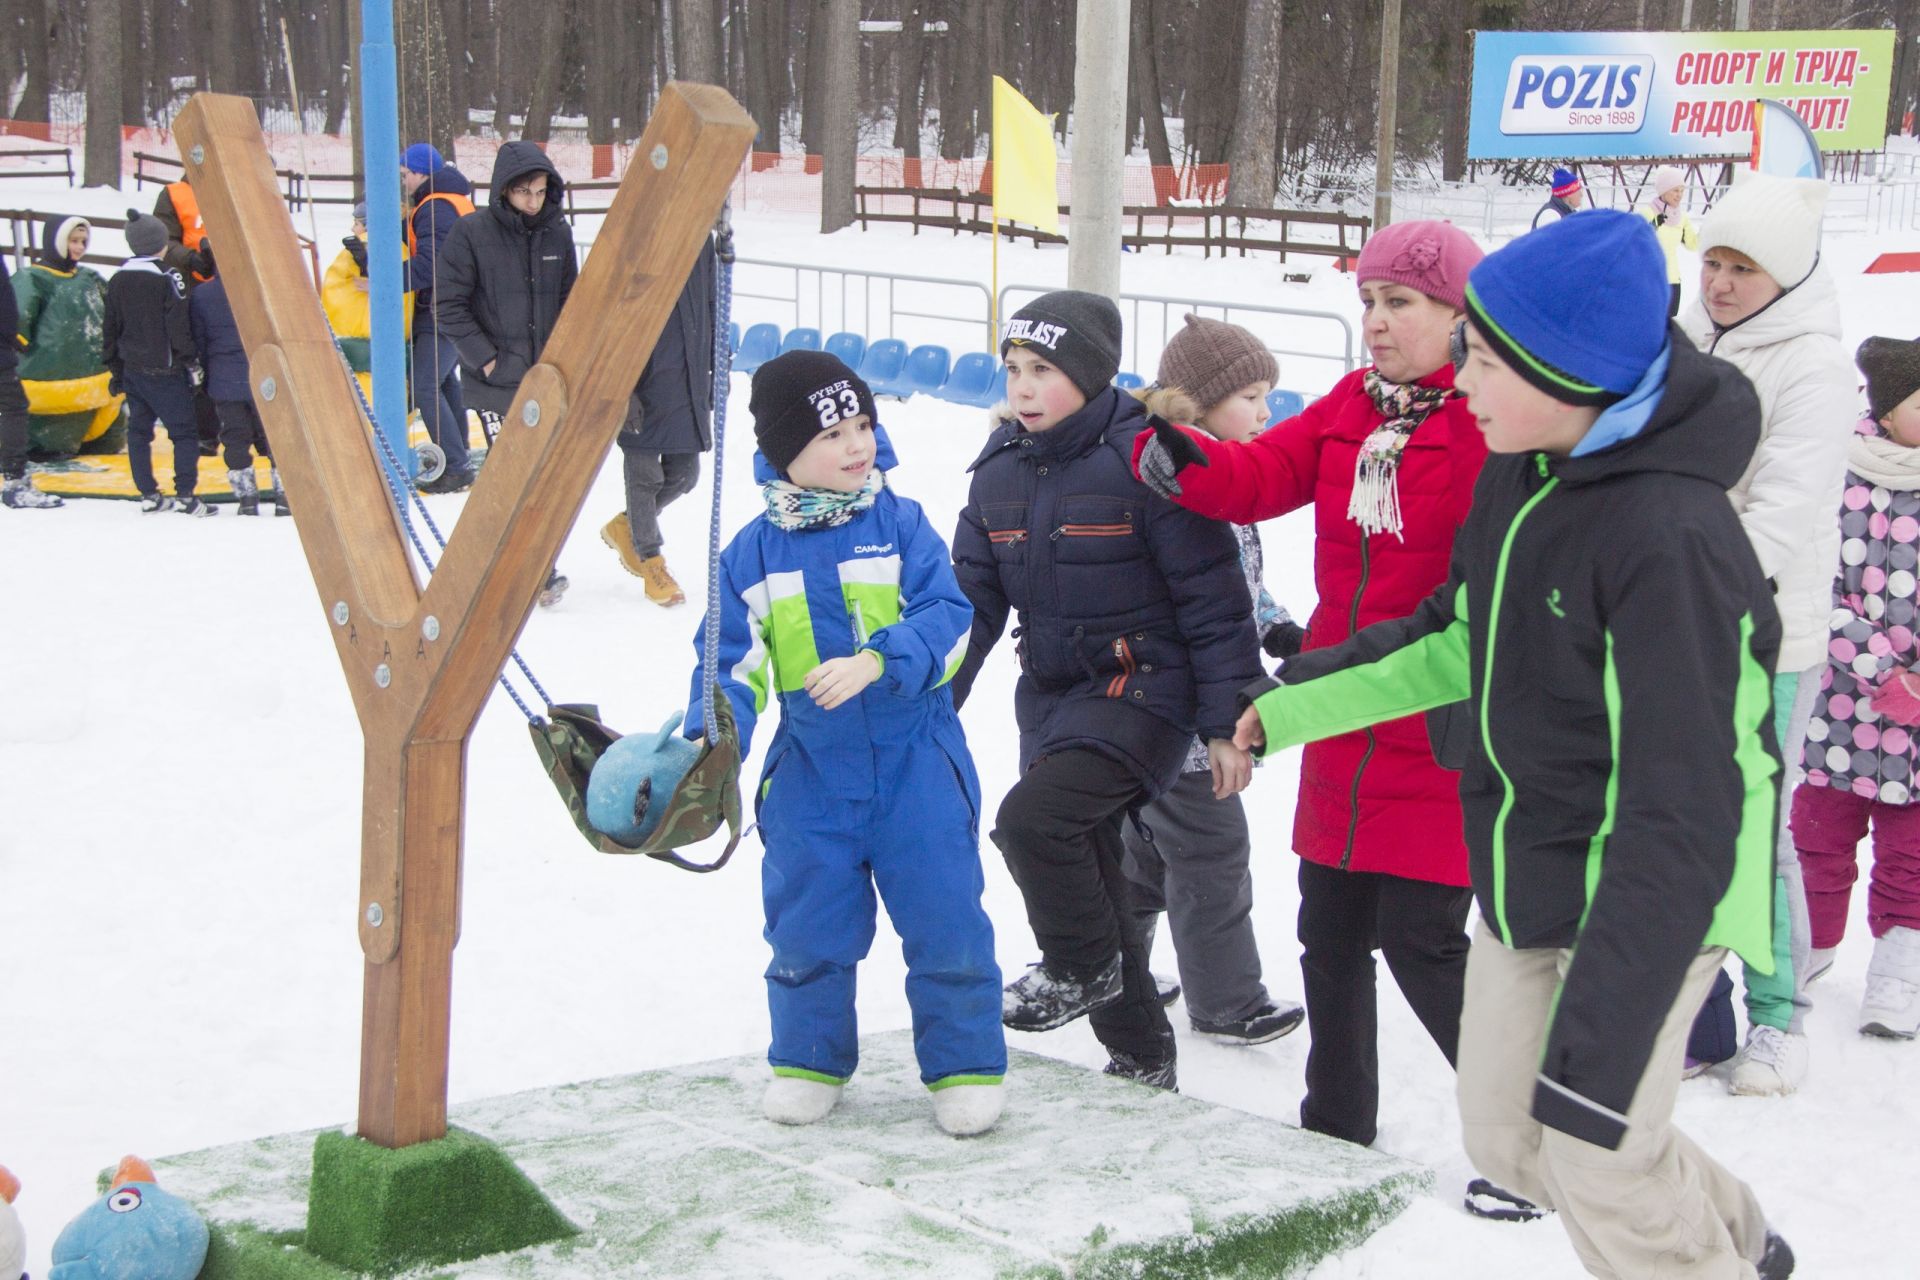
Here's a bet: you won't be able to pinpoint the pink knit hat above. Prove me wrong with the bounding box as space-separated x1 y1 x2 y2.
1354 219 1484 312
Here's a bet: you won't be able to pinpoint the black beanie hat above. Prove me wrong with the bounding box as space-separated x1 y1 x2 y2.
1858 336 1920 424
750 350 878 476
999 289 1124 400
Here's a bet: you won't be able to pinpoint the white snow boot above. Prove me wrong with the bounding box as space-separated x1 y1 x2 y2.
1861 925 1920 1039
930 1079 1005 1137
1 475 62 508
1804 946 1837 985
1728 1025 1808 1096
763 1074 843 1125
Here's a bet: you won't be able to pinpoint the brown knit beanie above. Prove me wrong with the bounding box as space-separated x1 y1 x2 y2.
1155 315 1278 413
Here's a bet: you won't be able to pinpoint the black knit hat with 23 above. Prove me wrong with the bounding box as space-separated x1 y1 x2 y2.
750 349 878 477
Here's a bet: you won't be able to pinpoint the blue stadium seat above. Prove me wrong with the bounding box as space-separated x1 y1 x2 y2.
1112 371 1145 390
735 323 781 374
1265 388 1308 424
779 327 823 355
938 351 1003 408
824 331 867 369
729 322 741 353
858 338 910 395
895 344 952 399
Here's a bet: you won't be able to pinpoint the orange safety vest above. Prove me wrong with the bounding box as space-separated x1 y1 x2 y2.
166 181 207 251
405 191 477 260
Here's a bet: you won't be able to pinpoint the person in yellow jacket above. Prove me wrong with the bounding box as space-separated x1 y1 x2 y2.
1641 164 1699 318
321 202 411 405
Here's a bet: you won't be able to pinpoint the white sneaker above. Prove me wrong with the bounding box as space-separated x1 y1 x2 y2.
1804 946 1838 985
1861 926 1920 1039
930 1079 1005 1136
1727 1025 1808 1096
763 1074 843 1125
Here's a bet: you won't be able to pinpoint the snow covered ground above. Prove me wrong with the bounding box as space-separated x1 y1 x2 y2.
4 163 1920 1277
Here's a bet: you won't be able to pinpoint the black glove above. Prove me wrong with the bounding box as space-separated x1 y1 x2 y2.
1263 621 1307 660
197 239 216 276
107 373 123 397
1655 211 1668 228
1137 414 1210 498
343 236 368 273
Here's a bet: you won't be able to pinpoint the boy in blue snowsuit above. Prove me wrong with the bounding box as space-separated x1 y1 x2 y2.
682 349 1007 1135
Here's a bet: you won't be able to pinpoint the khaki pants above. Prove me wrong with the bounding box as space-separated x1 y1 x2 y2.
1456 922 1769 1278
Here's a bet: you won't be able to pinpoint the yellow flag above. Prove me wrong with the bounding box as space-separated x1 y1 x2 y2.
992 76 1061 236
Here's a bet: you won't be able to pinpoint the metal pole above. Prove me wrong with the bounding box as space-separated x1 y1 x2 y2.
1373 0 1402 232
1734 0 1750 29
361 0 412 483
1067 0 1129 299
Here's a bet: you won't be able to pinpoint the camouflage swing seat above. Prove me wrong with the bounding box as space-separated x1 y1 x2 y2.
532 694 743 872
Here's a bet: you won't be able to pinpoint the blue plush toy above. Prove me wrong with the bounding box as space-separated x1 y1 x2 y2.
586 712 702 845
49 1157 208 1280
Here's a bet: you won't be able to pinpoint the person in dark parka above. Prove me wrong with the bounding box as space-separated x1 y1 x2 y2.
401 143 477 491
1 255 62 508
189 268 285 516
602 230 719 607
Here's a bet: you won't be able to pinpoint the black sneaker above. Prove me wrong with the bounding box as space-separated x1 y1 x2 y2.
176 496 217 517
1001 954 1124 1032
1103 1051 1178 1091
1153 972 1181 1007
418 466 476 494
1192 999 1305 1046
1758 1231 1794 1279
140 493 177 513
1463 1178 1547 1223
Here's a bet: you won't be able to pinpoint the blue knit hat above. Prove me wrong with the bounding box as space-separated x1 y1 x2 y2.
1464 210 1667 407
402 143 444 175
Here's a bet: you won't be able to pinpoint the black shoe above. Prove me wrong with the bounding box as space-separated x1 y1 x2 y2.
417 466 475 494
1153 972 1181 1007
139 493 177 513
199 441 220 457
1002 954 1124 1032
1192 999 1305 1046
1102 1051 1178 1092
1757 1231 1794 1279
538 571 569 608
176 495 217 518
1463 1178 1547 1223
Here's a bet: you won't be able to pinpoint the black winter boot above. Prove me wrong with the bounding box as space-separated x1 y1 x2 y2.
1002 954 1124 1032
1757 1231 1794 1279
271 467 291 516
1102 1050 1178 1092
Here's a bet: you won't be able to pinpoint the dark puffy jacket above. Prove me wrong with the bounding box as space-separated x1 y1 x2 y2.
434 142 576 414
952 387 1262 795
103 259 194 377
406 164 475 335
188 276 249 402
621 235 717 454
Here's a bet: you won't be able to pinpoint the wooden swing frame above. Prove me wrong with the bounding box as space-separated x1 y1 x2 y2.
172 84 755 1148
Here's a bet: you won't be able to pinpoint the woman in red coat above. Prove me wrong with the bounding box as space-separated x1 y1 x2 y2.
1135 220 1488 1149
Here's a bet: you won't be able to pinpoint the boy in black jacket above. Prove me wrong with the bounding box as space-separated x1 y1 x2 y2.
951 291 1261 1090
1227 213 1794 1278
105 209 211 515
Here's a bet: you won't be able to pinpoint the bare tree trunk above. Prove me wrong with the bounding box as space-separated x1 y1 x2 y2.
84 0 122 186
623 2 658 138
676 0 721 84
893 0 926 158
801 0 828 154
522 0 570 142
16 0 54 124
937 0 980 159
443 0 470 138
585 0 620 143
1224 0 1281 206
492 0 515 138
398 0 458 156
743 0 777 148
818 0 857 230
324 0 351 135
347 0 363 185
118 0 143 124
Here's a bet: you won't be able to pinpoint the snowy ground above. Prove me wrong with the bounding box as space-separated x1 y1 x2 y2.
4 164 1920 1277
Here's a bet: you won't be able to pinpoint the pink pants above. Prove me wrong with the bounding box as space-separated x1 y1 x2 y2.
1790 781 1920 947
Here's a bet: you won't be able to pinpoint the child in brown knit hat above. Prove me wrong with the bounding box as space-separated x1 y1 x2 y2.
1111 314 1308 1046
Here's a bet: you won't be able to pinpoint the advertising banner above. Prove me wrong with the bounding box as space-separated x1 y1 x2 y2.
1467 29 1895 161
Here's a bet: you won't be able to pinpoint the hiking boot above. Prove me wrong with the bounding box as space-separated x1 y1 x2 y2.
537 571 569 609
1463 1178 1548 1223
1728 1025 1808 1096
763 1074 843 1125
1861 925 1920 1039
176 495 217 517
1758 1230 1795 1279
271 467 291 516
639 554 686 607
600 513 649 577
140 493 178 513
1 475 62 509
1153 972 1181 1007
1102 1051 1178 1092
1002 954 1124 1032
418 465 475 494
228 466 260 516
1192 999 1306 1046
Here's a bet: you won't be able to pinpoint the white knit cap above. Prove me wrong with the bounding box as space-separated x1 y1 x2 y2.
1699 171 1828 288
1651 165 1685 194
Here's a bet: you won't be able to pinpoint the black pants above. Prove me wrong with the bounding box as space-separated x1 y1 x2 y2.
215 398 272 471
124 369 201 498
991 748 1174 1063
0 367 28 480
1669 283 1682 318
194 384 220 451
1296 858 1472 1146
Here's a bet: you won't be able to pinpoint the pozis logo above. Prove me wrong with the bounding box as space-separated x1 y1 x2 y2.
1500 55 1654 136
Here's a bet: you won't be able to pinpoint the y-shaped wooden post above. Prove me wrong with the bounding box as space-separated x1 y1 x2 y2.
173 85 755 1147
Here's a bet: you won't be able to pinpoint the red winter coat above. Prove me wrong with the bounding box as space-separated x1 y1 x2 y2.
1133 364 1486 885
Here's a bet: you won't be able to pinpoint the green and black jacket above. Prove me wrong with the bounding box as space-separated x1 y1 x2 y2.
1248 336 1782 1150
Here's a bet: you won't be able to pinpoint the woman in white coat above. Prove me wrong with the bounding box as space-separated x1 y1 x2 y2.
1680 171 1857 1096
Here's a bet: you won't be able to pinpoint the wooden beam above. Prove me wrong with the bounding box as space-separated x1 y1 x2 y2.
173 84 755 1147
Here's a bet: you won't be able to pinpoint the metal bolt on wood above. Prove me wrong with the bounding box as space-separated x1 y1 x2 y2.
374 663 392 688
332 601 350 626
521 400 541 427
190 144 205 165
365 902 384 927
260 377 277 401
422 616 440 641
651 145 669 169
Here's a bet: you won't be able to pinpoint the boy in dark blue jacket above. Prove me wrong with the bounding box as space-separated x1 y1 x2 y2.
189 267 285 516
951 291 1262 1090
